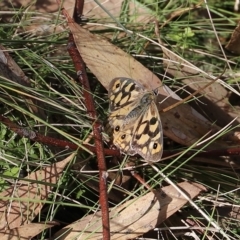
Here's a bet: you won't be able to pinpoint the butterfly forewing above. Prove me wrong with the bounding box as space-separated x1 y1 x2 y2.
108 78 146 130
108 78 145 111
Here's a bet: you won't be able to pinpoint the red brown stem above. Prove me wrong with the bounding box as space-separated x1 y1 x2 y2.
0 115 119 157
67 32 110 239
75 0 84 19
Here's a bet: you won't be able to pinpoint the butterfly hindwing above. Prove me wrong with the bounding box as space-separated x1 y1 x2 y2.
131 102 163 162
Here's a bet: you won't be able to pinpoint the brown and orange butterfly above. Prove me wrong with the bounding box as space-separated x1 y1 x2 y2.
108 77 163 162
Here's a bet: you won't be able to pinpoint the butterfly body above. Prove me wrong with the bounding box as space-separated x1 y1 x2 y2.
108 77 163 162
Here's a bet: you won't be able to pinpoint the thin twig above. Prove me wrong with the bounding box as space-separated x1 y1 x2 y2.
61 0 110 237
0 115 118 157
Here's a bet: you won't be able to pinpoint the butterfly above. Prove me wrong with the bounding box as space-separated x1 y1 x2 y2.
108 77 163 162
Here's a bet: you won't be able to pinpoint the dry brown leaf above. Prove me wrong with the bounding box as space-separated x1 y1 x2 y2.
4 0 155 41
0 222 58 240
162 46 240 129
1 0 153 25
0 153 75 230
0 1 72 36
0 0 70 13
0 46 30 86
0 45 47 119
83 0 154 24
225 20 240 55
69 23 228 148
53 181 206 240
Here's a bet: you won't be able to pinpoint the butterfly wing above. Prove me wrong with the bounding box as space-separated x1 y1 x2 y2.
108 77 145 112
108 77 145 155
131 101 163 162
111 125 137 156
108 77 144 155
108 77 145 130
